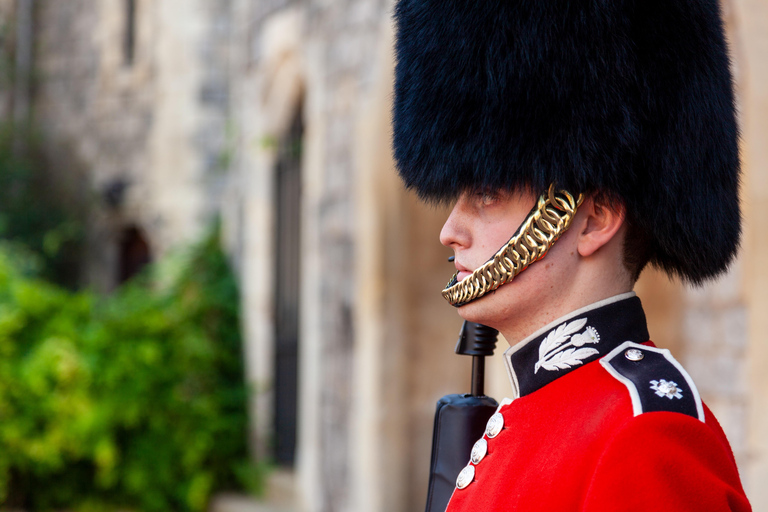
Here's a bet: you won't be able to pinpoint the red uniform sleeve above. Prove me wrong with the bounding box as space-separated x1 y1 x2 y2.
581 411 751 511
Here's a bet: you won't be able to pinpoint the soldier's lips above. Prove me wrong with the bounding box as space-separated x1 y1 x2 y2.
454 263 472 281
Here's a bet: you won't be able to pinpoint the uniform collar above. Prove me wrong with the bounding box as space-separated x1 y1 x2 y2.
503 292 649 399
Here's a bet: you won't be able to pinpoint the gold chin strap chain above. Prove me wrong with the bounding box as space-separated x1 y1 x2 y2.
442 185 583 307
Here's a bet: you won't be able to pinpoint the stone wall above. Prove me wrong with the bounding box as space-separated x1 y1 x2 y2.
0 0 19 123
225 2 470 510
32 0 232 290
733 0 768 507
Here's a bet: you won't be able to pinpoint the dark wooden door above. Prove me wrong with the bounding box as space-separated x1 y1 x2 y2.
273 107 303 466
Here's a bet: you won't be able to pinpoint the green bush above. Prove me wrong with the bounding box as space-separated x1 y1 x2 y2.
0 229 256 511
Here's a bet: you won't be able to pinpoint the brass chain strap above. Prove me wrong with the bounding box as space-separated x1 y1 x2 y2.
442 185 583 307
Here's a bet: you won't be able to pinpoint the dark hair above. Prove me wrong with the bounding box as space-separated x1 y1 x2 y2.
622 215 653 283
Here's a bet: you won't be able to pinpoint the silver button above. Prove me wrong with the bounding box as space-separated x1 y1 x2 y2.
625 348 644 361
456 464 475 489
470 438 488 464
485 412 504 438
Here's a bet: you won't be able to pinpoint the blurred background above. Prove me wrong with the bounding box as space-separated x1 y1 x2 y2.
0 1 766 511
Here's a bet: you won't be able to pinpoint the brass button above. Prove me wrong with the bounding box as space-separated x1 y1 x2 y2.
485 412 504 438
625 348 644 362
471 438 488 464
456 464 475 489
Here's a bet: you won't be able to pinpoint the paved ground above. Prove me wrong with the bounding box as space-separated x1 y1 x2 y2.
210 494 295 512
210 470 298 512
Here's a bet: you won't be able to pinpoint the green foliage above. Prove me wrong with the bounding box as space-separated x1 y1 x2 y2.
0 228 256 511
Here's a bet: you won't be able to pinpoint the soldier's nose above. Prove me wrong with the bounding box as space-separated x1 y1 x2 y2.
440 202 471 250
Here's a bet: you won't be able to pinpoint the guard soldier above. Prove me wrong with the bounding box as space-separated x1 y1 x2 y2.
393 0 752 510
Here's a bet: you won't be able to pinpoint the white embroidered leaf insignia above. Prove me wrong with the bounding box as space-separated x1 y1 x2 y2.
534 320 600 373
537 318 588 360
538 347 599 372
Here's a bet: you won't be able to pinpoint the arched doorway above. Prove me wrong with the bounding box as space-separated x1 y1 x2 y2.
118 225 151 284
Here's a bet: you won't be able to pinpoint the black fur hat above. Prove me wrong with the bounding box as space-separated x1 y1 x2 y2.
393 0 740 284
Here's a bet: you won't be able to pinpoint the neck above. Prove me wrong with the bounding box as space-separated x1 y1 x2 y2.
497 265 633 345
505 291 638 351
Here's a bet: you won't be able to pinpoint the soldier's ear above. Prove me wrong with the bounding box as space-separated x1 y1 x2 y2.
576 197 626 258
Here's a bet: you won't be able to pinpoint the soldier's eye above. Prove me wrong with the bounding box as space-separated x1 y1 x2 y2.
478 191 497 206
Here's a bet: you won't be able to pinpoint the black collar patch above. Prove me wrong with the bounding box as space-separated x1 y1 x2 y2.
504 295 649 398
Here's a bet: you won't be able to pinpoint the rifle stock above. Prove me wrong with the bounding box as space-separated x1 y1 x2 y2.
424 322 499 512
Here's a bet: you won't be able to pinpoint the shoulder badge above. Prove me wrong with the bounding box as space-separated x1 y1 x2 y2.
600 342 705 422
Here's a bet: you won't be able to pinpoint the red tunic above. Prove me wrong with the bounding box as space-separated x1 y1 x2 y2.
445 295 751 511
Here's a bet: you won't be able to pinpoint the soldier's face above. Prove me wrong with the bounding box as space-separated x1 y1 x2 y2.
440 188 533 281
440 189 580 342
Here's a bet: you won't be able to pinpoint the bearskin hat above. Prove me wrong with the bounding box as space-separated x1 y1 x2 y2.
393 0 740 284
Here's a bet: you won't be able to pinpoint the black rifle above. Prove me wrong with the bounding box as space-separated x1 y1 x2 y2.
423 321 499 512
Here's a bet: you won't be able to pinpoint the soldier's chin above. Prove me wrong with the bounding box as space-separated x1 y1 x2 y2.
455 290 502 327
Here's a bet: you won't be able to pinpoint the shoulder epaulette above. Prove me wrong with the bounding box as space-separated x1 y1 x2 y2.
600 342 704 422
